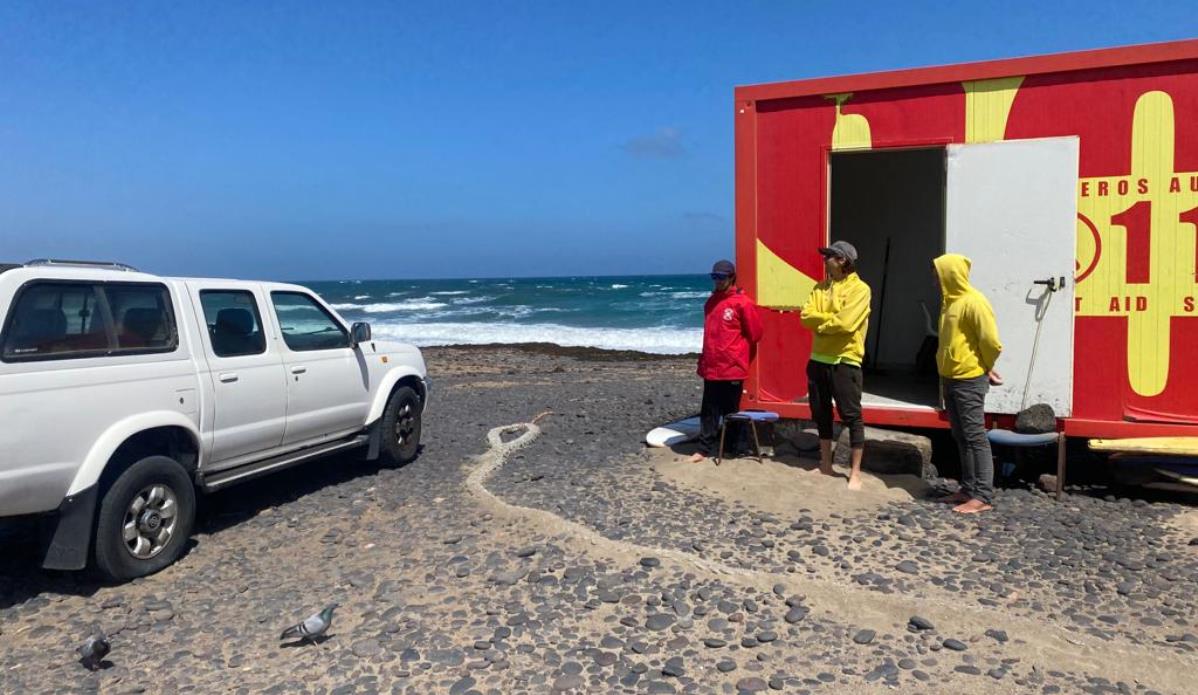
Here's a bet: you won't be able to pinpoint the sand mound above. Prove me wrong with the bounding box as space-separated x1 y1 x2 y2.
652 448 931 518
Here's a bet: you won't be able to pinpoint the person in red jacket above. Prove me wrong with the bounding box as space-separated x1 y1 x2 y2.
691 259 764 463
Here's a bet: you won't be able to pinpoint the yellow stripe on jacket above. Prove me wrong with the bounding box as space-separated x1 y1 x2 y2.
799 271 871 366
933 254 1002 380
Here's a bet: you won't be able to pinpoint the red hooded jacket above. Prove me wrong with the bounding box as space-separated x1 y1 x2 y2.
698 287 764 381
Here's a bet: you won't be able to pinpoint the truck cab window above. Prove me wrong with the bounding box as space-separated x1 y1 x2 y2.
270 292 350 351
106 284 177 352
200 290 267 357
2 282 109 360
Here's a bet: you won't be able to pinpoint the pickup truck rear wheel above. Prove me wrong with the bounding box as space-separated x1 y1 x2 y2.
93 455 195 581
380 385 422 465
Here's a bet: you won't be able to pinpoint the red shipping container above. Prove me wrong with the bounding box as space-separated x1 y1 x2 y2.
734 39 1198 441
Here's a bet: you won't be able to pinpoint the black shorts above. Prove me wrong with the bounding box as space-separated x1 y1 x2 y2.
806 360 864 448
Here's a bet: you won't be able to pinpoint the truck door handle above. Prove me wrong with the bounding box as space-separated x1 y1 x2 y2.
218 373 239 383
290 366 307 375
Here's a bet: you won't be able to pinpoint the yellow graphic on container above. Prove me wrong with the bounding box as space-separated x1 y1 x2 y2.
752 94 867 309
963 76 1024 143
827 94 872 151
756 239 817 309
1074 90 1198 397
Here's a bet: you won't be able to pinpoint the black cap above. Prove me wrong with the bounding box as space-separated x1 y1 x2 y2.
711 260 735 276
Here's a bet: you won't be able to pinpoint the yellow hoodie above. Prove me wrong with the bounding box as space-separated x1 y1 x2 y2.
933 254 1002 380
800 271 871 366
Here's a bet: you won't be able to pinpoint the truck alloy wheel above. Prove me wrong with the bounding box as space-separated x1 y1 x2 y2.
381 386 422 465
93 455 195 581
121 483 179 559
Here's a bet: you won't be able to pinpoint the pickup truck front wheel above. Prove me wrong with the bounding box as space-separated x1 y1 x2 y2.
380 385 422 465
93 455 195 581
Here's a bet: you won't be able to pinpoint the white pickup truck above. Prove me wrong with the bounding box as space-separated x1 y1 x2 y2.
0 260 429 580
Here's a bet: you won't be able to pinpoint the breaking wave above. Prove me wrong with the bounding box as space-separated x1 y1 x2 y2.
370 321 701 354
331 299 448 313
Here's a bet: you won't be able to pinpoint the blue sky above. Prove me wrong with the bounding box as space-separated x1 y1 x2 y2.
1 2 1195 280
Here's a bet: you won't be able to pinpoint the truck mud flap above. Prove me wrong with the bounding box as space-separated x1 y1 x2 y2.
40 485 98 571
365 420 382 460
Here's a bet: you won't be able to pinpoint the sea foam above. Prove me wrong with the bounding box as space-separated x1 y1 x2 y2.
370 321 701 354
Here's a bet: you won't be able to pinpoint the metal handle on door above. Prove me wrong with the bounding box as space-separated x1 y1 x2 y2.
291 366 307 374
1033 276 1067 292
218 373 239 383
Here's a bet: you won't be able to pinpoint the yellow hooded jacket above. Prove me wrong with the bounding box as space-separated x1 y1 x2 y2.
933 254 1002 380
800 271 871 366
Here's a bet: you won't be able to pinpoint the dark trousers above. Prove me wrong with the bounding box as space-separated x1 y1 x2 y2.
806 361 864 449
942 376 994 504
698 379 743 453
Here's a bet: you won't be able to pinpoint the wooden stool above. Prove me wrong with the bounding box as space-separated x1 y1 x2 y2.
717 410 780 465
987 429 1066 500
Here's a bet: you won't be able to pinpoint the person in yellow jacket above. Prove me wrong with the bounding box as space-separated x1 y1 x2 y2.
932 253 1003 514
800 241 871 490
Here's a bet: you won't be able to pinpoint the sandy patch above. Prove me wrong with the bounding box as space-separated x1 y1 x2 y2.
448 380 553 390
1173 508 1198 537
651 448 931 518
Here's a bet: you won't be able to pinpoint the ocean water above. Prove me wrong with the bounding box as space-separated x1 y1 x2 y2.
304 275 712 354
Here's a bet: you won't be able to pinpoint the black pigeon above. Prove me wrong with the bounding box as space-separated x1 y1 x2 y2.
280 604 338 643
77 630 110 671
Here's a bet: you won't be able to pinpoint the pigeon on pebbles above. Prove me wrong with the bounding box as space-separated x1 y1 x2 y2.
77 630 111 670
280 604 338 643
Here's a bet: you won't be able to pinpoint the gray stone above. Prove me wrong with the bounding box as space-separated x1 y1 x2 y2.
552 674 583 691
829 426 934 478
1015 404 1056 434
351 639 383 658
853 629 876 645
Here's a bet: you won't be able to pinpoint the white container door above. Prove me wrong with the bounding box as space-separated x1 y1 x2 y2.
945 137 1079 416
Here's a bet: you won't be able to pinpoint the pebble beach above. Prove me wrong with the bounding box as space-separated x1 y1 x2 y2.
2 345 1196 694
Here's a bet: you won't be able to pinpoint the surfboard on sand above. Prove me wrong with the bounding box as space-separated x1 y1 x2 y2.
646 416 701 448
1089 437 1198 457
1154 467 1198 486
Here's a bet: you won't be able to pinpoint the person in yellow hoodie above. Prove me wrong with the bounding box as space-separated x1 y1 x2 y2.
801 241 871 490
932 253 1003 514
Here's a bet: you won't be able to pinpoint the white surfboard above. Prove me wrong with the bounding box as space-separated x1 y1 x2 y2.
646 416 701 448
1154 467 1198 487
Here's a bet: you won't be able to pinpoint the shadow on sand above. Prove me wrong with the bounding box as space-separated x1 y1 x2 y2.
0 447 422 610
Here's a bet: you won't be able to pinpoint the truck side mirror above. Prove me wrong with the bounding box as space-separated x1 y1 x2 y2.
351 321 372 347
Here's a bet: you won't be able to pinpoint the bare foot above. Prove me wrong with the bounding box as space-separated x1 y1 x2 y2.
846 475 863 491
952 499 993 514
936 491 970 504
689 452 706 464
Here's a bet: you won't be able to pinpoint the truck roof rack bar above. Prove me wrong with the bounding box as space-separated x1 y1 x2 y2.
24 259 140 272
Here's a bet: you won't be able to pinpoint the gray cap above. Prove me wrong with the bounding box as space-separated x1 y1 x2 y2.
710 259 735 275
819 240 858 263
